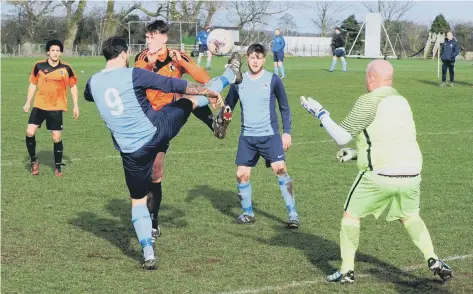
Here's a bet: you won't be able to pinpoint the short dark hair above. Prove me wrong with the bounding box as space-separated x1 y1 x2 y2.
247 44 266 57
102 36 128 61
335 27 341 31
146 20 169 35
46 40 63 52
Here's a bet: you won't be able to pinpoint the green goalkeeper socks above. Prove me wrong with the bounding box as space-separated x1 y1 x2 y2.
403 215 438 261
340 217 360 273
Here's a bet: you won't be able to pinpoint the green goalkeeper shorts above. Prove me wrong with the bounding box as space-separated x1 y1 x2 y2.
343 171 421 221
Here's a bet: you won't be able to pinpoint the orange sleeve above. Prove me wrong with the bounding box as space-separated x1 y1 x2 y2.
134 50 154 70
135 60 153 70
66 65 78 87
178 53 211 84
29 63 39 85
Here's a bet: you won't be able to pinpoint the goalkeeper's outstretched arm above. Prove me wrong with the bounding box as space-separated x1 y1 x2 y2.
301 94 379 146
320 115 352 145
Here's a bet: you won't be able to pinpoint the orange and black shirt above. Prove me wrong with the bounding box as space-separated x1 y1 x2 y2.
29 59 78 111
134 49 211 111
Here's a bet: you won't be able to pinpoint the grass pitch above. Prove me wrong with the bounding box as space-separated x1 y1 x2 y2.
1 55 473 293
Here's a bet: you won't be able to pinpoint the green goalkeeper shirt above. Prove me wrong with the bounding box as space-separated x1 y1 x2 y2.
340 86 422 175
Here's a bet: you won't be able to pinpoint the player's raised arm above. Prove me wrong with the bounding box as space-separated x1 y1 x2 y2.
272 75 291 134
300 96 352 146
171 50 211 84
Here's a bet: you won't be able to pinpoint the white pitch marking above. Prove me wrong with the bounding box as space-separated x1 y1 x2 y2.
2 130 472 166
217 253 472 294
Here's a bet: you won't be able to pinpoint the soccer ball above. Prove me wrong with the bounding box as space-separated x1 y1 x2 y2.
207 29 234 56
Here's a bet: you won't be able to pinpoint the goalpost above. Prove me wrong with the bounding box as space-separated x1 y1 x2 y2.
127 20 198 55
346 13 397 59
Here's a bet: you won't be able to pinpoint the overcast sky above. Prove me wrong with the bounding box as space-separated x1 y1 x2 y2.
2 1 473 33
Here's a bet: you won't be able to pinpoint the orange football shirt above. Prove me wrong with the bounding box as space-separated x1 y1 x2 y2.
29 59 78 111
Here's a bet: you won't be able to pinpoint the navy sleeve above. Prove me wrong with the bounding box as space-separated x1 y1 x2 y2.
272 75 291 134
225 84 240 111
84 78 94 102
132 67 187 93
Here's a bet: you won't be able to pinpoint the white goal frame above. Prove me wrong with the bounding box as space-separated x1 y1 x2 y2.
346 13 397 59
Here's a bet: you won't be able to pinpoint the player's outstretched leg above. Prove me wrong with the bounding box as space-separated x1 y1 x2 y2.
131 201 156 270
192 106 214 132
327 216 360 283
213 105 232 139
402 215 453 282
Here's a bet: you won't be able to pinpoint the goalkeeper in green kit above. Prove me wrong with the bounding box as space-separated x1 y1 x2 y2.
300 60 453 284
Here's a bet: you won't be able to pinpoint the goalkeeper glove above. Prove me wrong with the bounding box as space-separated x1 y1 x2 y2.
336 148 357 163
300 96 330 120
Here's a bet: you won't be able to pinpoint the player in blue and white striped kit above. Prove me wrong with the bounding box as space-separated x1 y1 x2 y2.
221 44 299 228
84 37 226 270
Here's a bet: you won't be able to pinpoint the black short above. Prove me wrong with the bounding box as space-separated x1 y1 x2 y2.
199 44 208 53
28 107 63 131
121 99 193 199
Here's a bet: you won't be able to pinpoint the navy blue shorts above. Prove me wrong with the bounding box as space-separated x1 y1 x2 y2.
235 135 285 168
121 99 193 199
199 44 208 53
333 49 345 58
273 51 284 62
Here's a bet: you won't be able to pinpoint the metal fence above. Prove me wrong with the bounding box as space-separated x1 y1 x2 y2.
1 44 101 57
2 43 333 57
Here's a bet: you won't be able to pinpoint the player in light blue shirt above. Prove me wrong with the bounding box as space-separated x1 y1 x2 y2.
84 37 227 270
271 29 286 79
219 44 299 228
196 26 212 69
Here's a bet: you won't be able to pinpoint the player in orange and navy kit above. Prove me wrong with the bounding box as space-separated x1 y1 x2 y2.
134 20 242 242
23 40 79 177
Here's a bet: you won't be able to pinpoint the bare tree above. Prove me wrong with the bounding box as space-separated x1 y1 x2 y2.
6 1 61 42
307 1 345 37
361 1 415 23
403 22 428 53
62 0 88 54
361 1 415 52
202 1 225 27
227 0 291 30
102 0 167 41
277 13 297 34
89 7 108 51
